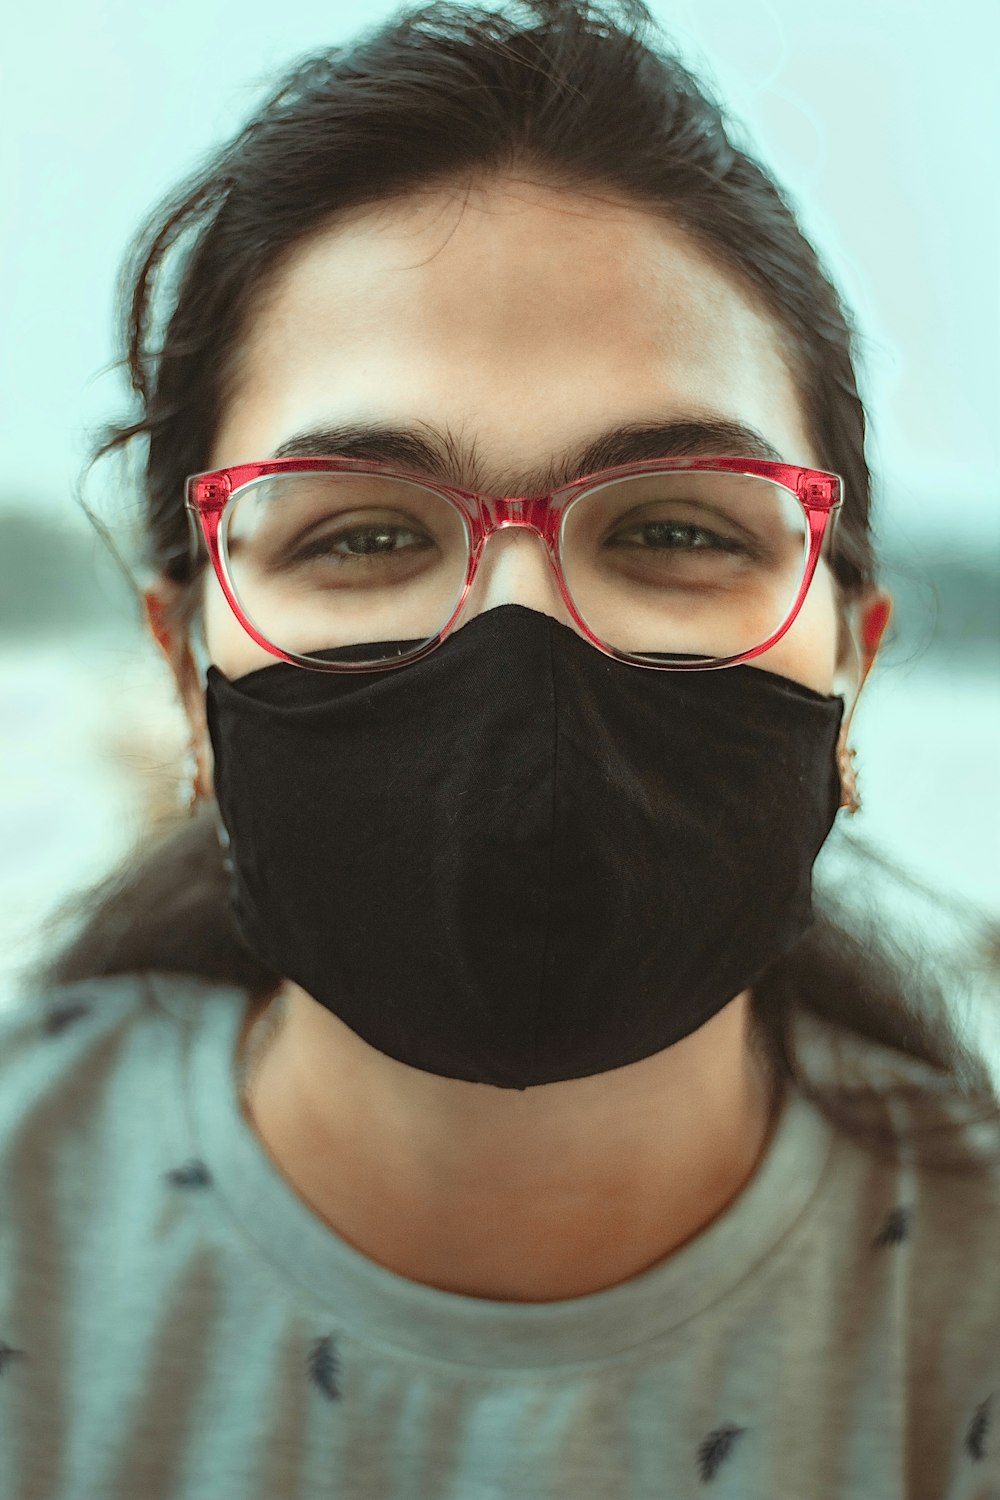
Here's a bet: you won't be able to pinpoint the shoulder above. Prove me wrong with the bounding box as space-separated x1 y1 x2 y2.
0 971 247 1136
793 1007 1000 1286
0 974 147 1103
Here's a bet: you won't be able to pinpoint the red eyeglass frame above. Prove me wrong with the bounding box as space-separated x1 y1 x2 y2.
185 455 842 673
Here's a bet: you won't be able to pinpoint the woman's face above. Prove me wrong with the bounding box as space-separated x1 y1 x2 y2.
159 175 888 768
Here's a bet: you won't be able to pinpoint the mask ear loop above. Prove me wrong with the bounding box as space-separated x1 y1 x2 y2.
830 608 862 815
189 612 211 686
187 609 235 874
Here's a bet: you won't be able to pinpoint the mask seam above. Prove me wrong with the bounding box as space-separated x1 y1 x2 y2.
531 620 559 1083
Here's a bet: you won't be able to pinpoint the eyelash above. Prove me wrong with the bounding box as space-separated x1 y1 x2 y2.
291 518 752 562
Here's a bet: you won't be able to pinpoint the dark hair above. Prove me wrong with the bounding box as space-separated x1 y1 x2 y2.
22 0 1000 1167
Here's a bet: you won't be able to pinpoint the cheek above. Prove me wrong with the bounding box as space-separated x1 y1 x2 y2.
201 568 281 679
750 561 840 695
196 548 847 695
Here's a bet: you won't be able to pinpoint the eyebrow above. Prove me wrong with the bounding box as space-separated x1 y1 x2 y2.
267 414 786 494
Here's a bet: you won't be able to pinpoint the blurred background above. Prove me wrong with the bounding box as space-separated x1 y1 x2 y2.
0 1 997 1052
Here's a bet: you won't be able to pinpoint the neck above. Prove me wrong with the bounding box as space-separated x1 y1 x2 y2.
235 982 782 1302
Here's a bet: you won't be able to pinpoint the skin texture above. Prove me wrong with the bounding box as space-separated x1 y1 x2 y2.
146 175 892 1302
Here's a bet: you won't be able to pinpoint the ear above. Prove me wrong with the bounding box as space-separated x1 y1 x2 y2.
857 590 893 682
836 587 893 813
143 582 213 799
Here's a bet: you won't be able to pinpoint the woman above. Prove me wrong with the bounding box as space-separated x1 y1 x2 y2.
2 1 998 1494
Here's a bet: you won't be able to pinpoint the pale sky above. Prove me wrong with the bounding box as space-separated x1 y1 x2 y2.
1 0 997 551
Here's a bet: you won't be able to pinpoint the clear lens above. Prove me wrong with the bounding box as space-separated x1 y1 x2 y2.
221 472 470 664
561 470 809 664
220 469 809 666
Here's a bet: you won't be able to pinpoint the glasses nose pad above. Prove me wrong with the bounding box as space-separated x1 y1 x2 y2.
459 523 575 627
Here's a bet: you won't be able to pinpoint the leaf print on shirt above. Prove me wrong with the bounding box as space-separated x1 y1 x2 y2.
0 1341 30 1376
872 1206 911 1249
696 1423 747 1481
965 1395 995 1463
164 1160 213 1188
42 1000 94 1036
308 1334 342 1400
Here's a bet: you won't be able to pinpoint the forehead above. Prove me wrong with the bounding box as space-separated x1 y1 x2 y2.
213 176 818 484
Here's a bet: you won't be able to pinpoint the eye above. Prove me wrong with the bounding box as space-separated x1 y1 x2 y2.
607 520 753 554
292 521 431 562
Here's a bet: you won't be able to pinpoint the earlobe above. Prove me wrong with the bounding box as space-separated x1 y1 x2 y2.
840 588 893 694
860 593 893 669
143 589 172 657
834 589 893 817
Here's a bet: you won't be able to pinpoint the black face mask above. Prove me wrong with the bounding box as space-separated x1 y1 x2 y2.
204 604 845 1091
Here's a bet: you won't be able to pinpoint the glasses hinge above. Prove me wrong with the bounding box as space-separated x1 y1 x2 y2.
802 475 838 507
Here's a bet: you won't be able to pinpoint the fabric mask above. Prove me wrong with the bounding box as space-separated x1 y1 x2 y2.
204 603 845 1090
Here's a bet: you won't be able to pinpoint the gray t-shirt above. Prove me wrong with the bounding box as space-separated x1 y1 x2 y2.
1 970 998 1499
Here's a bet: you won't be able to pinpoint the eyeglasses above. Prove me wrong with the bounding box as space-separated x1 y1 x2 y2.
185 455 841 673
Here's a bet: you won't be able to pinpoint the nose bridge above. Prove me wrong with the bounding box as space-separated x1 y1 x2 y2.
466 508 569 619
